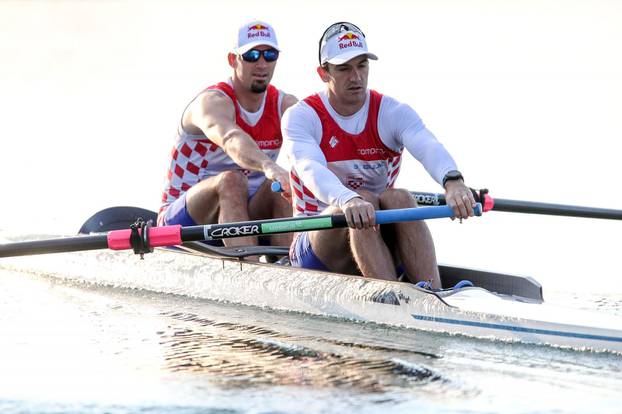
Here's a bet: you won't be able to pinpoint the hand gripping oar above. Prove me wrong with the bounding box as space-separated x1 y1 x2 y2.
0 204 482 258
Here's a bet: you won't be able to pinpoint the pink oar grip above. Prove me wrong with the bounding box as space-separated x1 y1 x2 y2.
483 194 495 212
107 225 182 250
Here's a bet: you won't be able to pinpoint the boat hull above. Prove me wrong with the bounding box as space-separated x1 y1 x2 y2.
2 247 621 353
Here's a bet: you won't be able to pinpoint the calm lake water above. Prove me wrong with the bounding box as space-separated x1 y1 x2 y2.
0 257 620 414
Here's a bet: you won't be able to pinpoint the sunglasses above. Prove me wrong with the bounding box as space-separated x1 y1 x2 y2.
241 48 279 63
318 22 366 64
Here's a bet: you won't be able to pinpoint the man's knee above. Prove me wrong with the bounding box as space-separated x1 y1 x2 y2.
379 188 416 209
217 170 249 196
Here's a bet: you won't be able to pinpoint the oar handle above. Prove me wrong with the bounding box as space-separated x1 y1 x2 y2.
412 190 622 220
411 189 495 212
271 181 284 193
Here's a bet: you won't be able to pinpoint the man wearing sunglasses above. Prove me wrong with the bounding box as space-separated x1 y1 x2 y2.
283 22 476 287
159 20 297 250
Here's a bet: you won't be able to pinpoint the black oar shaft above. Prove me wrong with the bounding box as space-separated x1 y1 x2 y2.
412 190 622 220
180 215 348 242
492 199 622 220
0 234 109 257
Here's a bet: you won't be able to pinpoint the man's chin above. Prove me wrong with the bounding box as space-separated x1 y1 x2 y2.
344 89 366 104
250 81 268 94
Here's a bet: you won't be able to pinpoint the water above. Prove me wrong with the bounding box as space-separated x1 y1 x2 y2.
1 261 621 414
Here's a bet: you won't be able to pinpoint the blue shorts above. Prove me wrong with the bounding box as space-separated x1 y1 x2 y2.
159 193 273 247
159 193 197 227
289 231 405 277
289 232 329 271
158 193 224 246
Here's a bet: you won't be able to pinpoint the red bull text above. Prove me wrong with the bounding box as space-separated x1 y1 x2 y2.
337 33 363 50
247 25 272 39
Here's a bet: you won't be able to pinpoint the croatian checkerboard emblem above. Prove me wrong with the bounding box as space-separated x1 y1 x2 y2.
346 175 364 189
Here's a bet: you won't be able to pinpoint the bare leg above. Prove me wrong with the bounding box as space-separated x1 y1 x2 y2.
311 190 398 281
248 179 293 246
308 224 357 274
379 188 441 288
185 170 257 247
349 226 397 281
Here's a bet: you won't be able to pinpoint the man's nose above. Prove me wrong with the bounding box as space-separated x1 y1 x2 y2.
256 56 269 67
350 68 363 81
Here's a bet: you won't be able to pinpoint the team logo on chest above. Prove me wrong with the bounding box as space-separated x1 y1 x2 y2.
329 135 339 148
346 174 364 190
256 137 282 149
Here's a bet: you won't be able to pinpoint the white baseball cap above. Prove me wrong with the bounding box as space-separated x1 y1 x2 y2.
319 22 378 65
233 20 280 54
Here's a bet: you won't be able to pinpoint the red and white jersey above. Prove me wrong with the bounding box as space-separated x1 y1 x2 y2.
283 89 458 216
160 81 283 213
289 90 401 216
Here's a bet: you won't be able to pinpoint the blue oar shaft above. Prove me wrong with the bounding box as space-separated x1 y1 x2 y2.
375 205 481 225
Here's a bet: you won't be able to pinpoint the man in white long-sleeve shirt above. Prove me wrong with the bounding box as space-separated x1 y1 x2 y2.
282 22 476 287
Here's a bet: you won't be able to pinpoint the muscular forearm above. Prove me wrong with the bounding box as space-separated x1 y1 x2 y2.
221 130 277 173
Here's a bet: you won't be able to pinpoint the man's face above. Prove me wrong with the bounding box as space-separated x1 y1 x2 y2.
230 45 278 94
320 55 369 106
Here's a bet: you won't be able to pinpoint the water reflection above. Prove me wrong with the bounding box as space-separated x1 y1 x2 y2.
158 312 444 393
1 269 621 414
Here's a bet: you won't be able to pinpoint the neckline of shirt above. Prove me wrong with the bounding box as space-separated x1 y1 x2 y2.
318 89 370 121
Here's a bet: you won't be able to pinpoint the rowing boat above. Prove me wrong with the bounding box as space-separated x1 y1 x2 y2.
2 201 621 354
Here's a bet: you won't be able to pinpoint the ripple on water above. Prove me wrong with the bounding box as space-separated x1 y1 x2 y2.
156 311 454 396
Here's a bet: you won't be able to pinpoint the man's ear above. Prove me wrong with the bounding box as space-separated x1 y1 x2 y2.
317 65 330 83
228 53 237 69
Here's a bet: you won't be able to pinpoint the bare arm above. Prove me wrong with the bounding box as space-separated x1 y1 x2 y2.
188 91 278 174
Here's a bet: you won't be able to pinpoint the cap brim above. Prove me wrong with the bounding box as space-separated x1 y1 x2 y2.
325 51 378 65
235 40 280 54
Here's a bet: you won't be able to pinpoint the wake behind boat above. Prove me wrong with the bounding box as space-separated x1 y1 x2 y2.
1 201 621 354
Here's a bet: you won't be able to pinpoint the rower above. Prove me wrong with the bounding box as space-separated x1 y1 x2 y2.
158 19 297 249
282 22 477 286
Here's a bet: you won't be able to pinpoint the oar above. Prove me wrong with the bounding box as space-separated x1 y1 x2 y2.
0 204 482 258
411 190 622 220
272 181 622 220
271 181 622 220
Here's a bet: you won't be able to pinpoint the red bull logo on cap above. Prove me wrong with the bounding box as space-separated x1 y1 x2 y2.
247 24 272 39
248 24 269 31
337 33 361 41
337 32 363 50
